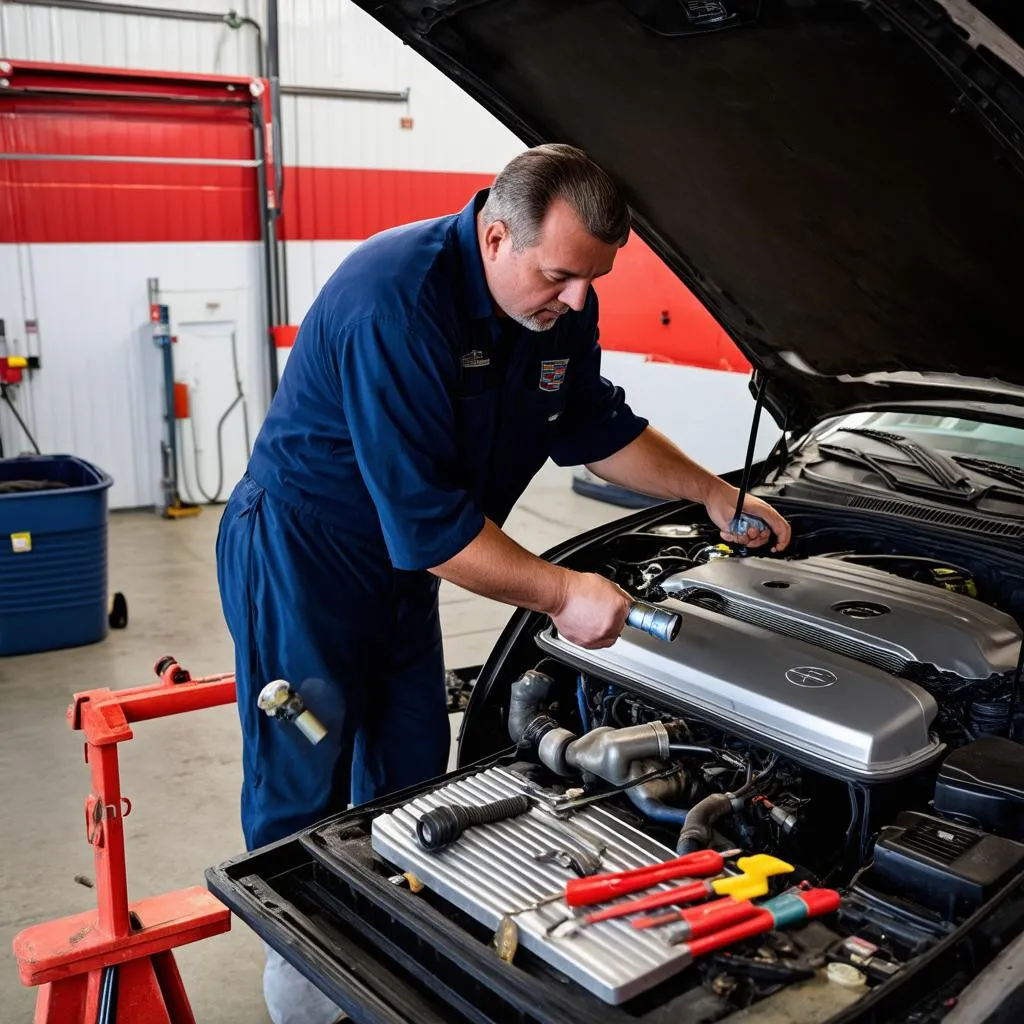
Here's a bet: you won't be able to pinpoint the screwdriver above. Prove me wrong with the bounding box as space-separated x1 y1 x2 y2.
663 887 841 949
564 848 737 907
550 855 791 936
631 893 761 936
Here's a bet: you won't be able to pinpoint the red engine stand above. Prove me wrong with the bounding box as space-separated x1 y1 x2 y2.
13 660 237 1023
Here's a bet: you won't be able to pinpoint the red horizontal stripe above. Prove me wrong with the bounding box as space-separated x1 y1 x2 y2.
0 127 745 369
279 166 492 241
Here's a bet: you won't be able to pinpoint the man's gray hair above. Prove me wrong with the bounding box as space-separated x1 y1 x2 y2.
480 144 631 250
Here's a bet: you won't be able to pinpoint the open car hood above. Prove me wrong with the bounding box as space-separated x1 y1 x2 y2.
350 0 1024 430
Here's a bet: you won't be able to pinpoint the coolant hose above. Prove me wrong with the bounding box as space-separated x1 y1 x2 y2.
676 792 737 854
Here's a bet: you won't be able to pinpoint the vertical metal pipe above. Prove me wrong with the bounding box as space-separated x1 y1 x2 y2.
266 0 289 328
253 107 280 397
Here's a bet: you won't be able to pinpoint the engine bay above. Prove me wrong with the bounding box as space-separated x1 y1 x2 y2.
436 503 1024 1018
209 500 1024 1023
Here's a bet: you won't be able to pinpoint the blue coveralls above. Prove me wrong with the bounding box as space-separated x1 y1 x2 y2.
216 188 648 851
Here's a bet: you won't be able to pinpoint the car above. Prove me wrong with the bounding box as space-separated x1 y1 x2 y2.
207 2 1024 1021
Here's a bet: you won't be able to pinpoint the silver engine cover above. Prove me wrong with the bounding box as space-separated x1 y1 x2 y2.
661 555 1022 680
536 602 943 781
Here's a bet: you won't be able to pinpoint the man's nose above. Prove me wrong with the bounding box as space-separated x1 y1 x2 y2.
559 279 590 312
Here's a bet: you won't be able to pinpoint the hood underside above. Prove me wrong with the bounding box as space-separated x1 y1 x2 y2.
354 0 1024 429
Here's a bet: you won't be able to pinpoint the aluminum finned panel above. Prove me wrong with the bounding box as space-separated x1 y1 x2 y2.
370 765 693 1005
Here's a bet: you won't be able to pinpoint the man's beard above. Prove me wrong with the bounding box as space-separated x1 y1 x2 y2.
508 303 570 333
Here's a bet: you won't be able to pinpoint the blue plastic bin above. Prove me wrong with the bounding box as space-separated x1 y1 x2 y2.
0 455 113 657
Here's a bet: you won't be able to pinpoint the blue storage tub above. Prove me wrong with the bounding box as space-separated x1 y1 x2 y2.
0 455 113 656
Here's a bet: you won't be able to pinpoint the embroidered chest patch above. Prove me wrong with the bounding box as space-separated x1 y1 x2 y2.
539 358 569 392
461 349 490 369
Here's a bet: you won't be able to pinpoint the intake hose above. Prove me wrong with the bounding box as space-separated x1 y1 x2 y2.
508 670 559 748
508 672 694 822
676 792 743 854
625 758 690 825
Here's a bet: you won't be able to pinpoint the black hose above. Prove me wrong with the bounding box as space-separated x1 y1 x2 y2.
731 753 777 799
667 743 719 759
844 782 860 852
96 963 119 1024
416 795 531 851
1 386 41 454
676 792 735 854
507 670 555 745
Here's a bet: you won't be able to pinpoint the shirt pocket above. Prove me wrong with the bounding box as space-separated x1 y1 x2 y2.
454 388 500 501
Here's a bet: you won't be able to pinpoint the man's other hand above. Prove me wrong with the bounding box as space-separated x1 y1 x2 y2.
704 481 792 552
551 572 632 649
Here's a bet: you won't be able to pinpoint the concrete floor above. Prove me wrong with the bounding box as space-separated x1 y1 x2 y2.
0 463 626 1021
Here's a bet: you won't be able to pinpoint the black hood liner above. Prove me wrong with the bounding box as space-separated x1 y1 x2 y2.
354 0 1024 429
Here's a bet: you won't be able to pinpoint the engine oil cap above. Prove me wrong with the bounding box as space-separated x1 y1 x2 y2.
827 962 867 988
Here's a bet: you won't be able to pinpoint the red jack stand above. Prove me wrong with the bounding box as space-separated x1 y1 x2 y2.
13 659 237 1023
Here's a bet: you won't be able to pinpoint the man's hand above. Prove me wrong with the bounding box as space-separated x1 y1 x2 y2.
703 479 791 552
431 520 632 647
586 428 791 552
549 572 632 650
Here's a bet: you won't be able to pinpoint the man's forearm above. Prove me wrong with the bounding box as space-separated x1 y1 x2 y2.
429 518 571 615
585 426 725 504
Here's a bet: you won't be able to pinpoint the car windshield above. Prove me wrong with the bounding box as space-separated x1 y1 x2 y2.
816 411 1024 469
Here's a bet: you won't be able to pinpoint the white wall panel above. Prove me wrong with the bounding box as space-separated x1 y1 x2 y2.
0 245 43 458
0 3 261 77
277 0 404 91
0 241 266 509
597 354 778 475
282 66 522 173
283 239 357 328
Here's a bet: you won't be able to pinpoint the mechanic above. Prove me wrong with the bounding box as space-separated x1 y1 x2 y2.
216 143 790 1023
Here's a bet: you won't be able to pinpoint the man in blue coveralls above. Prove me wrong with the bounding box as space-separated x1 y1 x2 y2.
217 144 790 1022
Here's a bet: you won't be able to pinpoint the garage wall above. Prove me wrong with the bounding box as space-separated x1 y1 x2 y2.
0 0 768 508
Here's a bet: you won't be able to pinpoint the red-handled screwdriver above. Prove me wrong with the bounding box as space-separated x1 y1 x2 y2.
549 855 792 937
587 854 791 921
631 894 761 938
564 848 735 907
664 887 841 951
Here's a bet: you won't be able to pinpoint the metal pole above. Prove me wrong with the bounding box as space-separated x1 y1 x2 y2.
253 107 280 398
266 0 289 327
280 84 410 102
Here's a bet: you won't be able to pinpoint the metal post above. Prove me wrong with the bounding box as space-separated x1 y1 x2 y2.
253 108 280 397
86 743 131 940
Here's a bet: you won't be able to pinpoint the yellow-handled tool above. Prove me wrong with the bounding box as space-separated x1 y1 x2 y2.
549 854 792 937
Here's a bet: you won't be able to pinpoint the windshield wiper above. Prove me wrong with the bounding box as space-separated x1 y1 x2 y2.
815 441 980 505
838 428 978 497
951 455 1024 492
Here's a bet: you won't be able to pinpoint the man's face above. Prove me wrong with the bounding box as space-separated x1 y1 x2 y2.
479 197 621 332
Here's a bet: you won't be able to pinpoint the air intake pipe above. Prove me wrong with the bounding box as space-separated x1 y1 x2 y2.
508 670 692 824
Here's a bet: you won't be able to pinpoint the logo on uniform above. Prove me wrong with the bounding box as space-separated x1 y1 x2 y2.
461 349 490 369
539 358 569 392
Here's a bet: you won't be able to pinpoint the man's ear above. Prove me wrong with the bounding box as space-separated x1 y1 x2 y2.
481 219 509 261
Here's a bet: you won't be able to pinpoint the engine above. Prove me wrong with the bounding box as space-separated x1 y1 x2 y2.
506 520 1024 884
364 510 1024 1019
535 551 1021 782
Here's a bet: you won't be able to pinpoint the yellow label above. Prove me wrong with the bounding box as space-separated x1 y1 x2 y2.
10 532 32 553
